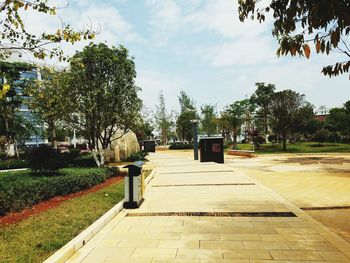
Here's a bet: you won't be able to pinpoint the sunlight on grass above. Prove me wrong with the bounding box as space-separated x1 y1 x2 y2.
236 142 350 154
0 180 125 263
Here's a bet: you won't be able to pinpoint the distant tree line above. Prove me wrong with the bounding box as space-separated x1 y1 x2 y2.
154 84 350 151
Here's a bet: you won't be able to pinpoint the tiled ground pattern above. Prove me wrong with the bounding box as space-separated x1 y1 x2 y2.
67 153 350 263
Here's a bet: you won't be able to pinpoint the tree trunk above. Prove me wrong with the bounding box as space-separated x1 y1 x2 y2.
48 120 57 149
282 134 287 151
52 126 57 149
14 138 19 158
92 147 105 167
232 129 238 149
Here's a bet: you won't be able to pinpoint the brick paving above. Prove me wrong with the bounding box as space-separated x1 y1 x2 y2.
67 153 350 262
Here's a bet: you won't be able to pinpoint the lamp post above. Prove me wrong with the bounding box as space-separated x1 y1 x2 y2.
190 119 199 160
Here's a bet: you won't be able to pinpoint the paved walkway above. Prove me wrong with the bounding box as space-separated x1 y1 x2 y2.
67 153 350 262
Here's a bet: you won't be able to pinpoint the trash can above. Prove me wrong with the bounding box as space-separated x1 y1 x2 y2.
143 140 156 152
123 161 145 209
199 137 224 163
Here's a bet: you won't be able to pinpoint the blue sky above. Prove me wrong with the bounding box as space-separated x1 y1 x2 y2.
27 0 350 113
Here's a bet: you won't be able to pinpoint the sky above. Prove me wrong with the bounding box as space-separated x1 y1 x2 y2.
21 0 350 113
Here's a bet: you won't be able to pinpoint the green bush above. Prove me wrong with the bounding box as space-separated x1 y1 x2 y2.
0 159 29 170
0 152 7 160
28 145 65 172
69 154 96 167
223 142 232 149
169 142 193 150
0 167 117 215
313 129 331 144
61 151 96 168
123 151 148 162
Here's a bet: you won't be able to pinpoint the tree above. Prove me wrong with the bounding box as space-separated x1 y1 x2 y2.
26 68 68 148
269 90 305 151
326 101 350 139
64 43 142 166
178 90 195 113
176 110 197 142
313 129 331 145
0 61 34 156
238 0 350 78
226 99 252 149
134 107 154 143
291 103 321 141
155 91 172 145
176 91 197 142
201 104 217 136
214 112 231 141
250 82 275 141
0 0 95 60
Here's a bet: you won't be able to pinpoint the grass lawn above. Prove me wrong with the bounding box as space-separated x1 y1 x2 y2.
233 142 350 154
0 179 125 263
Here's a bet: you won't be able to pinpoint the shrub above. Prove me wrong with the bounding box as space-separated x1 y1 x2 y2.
328 132 342 143
68 143 88 150
0 152 7 160
253 136 265 146
28 145 65 172
68 148 81 159
0 159 29 170
268 134 277 143
313 129 331 144
28 146 96 171
169 142 194 150
69 154 97 167
61 149 96 168
223 142 232 149
0 167 117 215
123 151 148 162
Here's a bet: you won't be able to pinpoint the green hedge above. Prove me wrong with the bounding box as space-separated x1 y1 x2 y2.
169 142 194 150
123 151 148 162
0 159 29 170
0 167 117 215
67 154 96 167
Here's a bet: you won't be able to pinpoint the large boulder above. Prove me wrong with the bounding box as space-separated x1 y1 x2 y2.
110 130 140 162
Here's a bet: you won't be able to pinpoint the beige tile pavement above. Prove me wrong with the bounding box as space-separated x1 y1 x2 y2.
66 153 350 262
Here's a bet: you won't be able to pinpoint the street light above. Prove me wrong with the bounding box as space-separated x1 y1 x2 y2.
190 118 199 160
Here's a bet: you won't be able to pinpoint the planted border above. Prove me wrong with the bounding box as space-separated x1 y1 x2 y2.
0 159 29 170
0 167 117 215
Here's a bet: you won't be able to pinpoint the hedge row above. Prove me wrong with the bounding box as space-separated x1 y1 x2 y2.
123 151 148 162
169 142 232 150
169 143 194 150
0 167 117 215
0 159 29 170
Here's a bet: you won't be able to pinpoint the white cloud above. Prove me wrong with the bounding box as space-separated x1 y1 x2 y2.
136 69 189 111
184 0 270 39
15 1 144 64
198 35 276 67
145 0 183 46
7 0 349 110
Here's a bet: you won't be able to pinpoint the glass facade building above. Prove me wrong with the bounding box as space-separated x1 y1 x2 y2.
16 68 47 146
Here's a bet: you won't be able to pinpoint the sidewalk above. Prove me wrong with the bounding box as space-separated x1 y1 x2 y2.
67 153 350 262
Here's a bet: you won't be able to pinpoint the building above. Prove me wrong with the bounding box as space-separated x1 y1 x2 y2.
315 106 329 122
1 60 47 147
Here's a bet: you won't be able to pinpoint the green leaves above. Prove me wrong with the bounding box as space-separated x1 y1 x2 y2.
0 0 96 61
238 0 350 78
155 91 173 144
200 104 217 137
64 43 142 154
